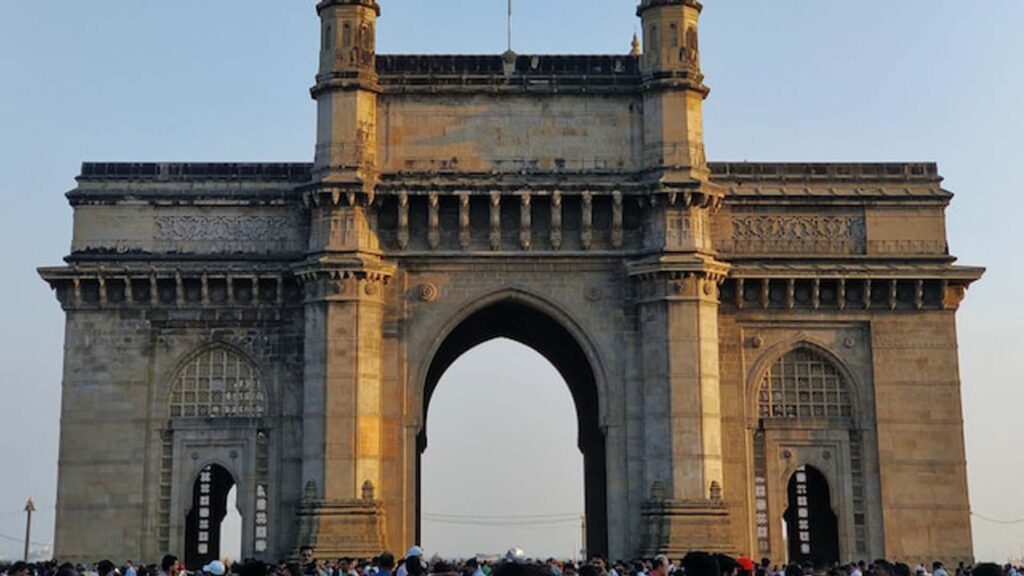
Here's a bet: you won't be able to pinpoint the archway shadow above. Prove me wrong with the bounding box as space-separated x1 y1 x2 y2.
418 299 608 556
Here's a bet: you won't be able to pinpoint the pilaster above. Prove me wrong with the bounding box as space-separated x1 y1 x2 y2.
629 255 733 554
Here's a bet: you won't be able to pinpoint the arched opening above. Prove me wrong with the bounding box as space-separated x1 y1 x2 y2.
185 464 238 569
784 466 839 565
419 299 608 556
422 339 584 558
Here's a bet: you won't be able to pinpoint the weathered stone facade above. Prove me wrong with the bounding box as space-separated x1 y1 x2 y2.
41 0 982 567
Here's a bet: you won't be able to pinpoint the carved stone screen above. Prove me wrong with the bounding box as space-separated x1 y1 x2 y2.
757 349 853 419
169 347 265 418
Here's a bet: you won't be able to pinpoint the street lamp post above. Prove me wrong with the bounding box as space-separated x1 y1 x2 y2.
23 498 35 562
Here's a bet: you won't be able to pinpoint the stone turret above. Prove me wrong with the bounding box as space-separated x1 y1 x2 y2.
636 0 711 187
312 0 381 192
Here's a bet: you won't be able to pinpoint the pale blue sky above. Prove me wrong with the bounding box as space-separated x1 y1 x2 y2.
1 0 1022 562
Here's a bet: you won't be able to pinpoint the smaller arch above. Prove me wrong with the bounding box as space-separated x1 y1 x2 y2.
167 345 267 419
184 463 239 569
748 340 861 426
784 465 840 564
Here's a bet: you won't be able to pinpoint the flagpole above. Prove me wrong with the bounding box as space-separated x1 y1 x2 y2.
507 0 512 52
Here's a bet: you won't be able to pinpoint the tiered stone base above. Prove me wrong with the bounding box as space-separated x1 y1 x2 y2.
295 498 388 558
641 499 734 556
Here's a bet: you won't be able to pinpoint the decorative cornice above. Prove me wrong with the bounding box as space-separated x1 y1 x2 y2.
721 274 980 312
637 0 703 17
316 0 380 16
38 265 302 311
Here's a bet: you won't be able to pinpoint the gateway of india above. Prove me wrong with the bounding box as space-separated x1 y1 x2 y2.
41 0 984 567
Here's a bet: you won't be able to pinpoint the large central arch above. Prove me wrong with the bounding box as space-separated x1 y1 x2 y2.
417 293 609 555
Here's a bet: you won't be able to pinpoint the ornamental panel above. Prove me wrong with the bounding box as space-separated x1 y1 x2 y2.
169 347 266 418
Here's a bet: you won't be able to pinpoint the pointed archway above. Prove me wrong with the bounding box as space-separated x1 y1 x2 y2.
784 465 839 565
418 298 608 556
185 464 238 570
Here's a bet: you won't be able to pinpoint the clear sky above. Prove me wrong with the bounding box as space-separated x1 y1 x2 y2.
0 0 1022 563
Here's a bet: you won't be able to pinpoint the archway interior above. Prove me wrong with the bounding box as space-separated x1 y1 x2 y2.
784 465 839 564
420 300 608 556
185 464 237 569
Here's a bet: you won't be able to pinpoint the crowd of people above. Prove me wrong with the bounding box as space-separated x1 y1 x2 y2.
1 547 1020 576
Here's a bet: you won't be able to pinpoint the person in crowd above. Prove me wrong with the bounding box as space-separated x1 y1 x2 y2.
683 553 720 576
123 562 136 576
376 554 395 576
405 552 425 576
930 564 946 576
97 561 117 576
158 556 178 576
651 556 670 576
715 556 737 576
737 558 755 576
464 559 483 576
202 561 226 576
397 548 423 576
973 565 1002 576
489 561 553 576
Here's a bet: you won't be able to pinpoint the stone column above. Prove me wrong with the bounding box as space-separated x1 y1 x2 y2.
630 196 732 555
295 202 393 558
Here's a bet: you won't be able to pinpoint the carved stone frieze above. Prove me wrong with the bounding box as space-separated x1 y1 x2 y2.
155 216 289 242
722 214 866 255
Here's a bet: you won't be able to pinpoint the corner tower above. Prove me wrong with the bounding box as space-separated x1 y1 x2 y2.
631 0 734 556
637 0 710 186
296 0 392 559
312 0 381 191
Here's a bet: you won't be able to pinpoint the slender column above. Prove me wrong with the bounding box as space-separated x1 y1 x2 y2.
149 276 158 307
458 193 471 250
812 279 821 310
914 279 924 310
124 277 134 305
520 193 532 250
227 276 235 306
427 193 440 250
397 192 410 250
735 279 744 310
612 191 624 249
73 278 82 307
786 278 795 310
838 278 847 311
98 277 108 309
581 192 593 250
888 279 898 310
551 192 563 250
864 279 872 310
489 192 501 251
760 278 770 310
275 275 284 307
201 274 210 306
175 272 184 308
